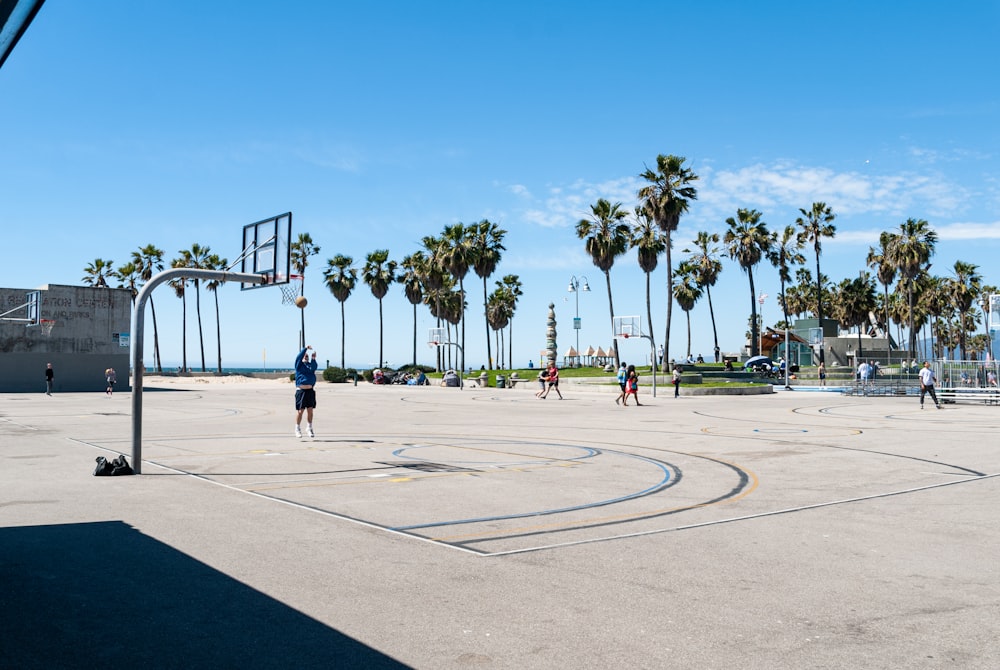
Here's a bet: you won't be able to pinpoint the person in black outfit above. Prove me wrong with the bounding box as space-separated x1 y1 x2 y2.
45 362 54 395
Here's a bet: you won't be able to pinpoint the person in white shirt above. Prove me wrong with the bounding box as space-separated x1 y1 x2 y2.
918 361 941 409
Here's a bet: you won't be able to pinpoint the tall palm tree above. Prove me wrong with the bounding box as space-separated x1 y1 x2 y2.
766 224 806 340
630 206 665 370
133 244 165 372
113 261 140 302
683 232 724 361
420 235 449 371
180 244 212 372
886 218 937 357
866 232 898 358
833 273 878 362
399 252 427 365
638 154 699 366
945 260 982 359
440 223 473 372
362 250 398 368
82 259 114 287
169 256 190 372
795 202 836 363
723 208 771 357
290 232 321 349
204 253 228 373
323 254 357 369
673 261 703 359
575 198 631 368
470 219 506 370
486 286 512 367
499 274 522 369
977 284 998 361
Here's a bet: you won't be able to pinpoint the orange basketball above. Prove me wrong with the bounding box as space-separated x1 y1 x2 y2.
294 295 308 309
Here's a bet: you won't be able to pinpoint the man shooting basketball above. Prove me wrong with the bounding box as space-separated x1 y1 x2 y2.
294 345 318 437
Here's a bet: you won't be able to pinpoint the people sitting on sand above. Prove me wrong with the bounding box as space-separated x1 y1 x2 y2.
372 368 385 384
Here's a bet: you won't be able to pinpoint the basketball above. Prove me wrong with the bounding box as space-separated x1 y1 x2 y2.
294 295 308 309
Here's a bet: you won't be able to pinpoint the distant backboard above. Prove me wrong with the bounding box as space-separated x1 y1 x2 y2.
613 315 642 339
25 290 40 325
990 294 1000 333
240 212 292 290
427 327 449 347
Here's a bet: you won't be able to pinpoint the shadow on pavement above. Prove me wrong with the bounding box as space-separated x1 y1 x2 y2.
0 521 409 669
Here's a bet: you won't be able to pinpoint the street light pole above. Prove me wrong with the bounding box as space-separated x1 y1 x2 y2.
568 275 590 356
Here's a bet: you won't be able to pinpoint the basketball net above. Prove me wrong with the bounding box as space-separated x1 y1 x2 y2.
280 276 303 305
40 319 56 336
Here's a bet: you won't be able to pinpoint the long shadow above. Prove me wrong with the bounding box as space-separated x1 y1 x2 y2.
0 521 410 669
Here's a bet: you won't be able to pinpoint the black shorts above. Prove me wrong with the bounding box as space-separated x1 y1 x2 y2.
295 388 316 410
619 382 627 391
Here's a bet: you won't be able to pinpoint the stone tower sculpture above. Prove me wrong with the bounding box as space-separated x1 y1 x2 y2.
546 302 557 364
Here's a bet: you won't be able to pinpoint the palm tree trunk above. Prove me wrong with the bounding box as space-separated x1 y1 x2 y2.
214 291 223 373
707 285 719 362
686 311 692 357
195 280 206 372
664 244 673 366
299 280 306 350
644 270 656 371
340 301 346 369
483 276 492 369
181 290 188 373
748 270 759 357
459 279 466 373
604 270 619 368
815 256 825 364
378 298 384 367
412 302 417 366
150 297 162 372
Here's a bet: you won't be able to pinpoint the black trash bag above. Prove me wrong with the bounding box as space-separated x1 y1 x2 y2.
94 454 134 476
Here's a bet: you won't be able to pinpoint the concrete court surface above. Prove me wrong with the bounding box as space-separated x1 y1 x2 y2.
2 377 999 669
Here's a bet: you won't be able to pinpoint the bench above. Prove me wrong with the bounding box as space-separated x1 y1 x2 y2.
507 376 528 388
467 374 490 388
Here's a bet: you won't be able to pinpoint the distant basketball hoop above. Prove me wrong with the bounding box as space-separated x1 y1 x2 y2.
280 275 304 306
39 319 56 337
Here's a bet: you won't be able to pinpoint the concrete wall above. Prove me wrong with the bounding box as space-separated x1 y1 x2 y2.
0 284 131 393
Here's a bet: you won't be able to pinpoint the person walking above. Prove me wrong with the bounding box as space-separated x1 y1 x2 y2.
818 361 826 387
672 364 682 398
294 345 319 436
623 365 641 406
105 367 116 397
918 361 941 410
615 361 627 405
540 361 562 399
44 362 54 395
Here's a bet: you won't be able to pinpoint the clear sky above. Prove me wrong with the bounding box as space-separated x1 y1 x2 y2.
2 1 998 370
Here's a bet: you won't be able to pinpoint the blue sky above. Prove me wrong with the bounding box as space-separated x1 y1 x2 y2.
2 1 998 369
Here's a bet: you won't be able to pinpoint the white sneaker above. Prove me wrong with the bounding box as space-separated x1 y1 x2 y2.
307 427 315 438
295 426 302 438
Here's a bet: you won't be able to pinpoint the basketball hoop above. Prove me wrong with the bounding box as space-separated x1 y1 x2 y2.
622 333 630 339
39 319 56 337
280 275 304 305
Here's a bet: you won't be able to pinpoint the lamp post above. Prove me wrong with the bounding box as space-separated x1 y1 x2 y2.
568 275 590 355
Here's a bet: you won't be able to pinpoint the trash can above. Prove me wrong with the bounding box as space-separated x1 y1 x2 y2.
496 375 506 389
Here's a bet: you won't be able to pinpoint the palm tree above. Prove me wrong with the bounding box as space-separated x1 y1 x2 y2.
945 260 982 359
82 259 114 287
833 273 878 363
203 253 228 373
683 232 724 361
180 244 212 372
723 208 771 357
290 232 321 349
766 225 806 353
470 220 506 370
795 202 836 363
630 206 665 370
323 255 357 369
487 286 513 367
866 232 898 360
439 223 473 372
399 252 427 365
673 261 703 359
113 261 140 302
576 198 631 368
169 256 190 372
499 274 522 369
638 154 699 366
977 285 998 361
133 244 165 372
362 250 398 368
886 218 937 357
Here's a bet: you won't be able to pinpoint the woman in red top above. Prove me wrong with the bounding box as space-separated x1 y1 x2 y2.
540 362 563 399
